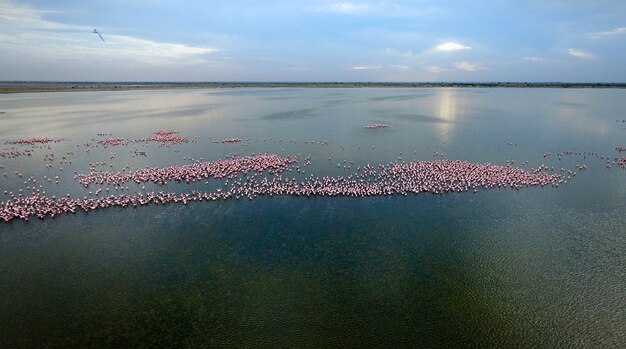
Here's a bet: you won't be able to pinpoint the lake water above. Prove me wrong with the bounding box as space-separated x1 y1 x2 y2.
1 88 625 348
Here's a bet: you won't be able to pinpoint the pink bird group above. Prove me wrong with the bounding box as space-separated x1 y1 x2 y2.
213 138 243 143
6 137 55 145
2 127 625 223
2 153 565 223
364 124 390 129
96 130 189 147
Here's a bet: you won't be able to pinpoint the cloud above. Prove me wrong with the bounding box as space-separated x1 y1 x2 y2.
426 65 452 73
383 48 415 57
286 67 310 71
524 56 546 62
454 62 486 72
587 27 626 38
106 35 218 64
416 41 472 57
0 0 218 65
0 32 219 66
311 2 371 14
349 65 383 70
0 0 72 30
432 41 471 52
567 48 597 60
346 65 409 71
309 2 435 17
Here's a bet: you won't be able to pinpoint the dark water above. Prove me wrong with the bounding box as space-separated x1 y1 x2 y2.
1 88 625 348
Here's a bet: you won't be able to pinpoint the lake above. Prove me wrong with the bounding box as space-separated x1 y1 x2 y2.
1 88 625 347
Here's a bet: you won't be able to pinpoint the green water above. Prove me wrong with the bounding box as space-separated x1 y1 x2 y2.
1 88 625 347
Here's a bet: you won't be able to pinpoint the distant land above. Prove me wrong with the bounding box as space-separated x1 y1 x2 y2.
1 81 625 93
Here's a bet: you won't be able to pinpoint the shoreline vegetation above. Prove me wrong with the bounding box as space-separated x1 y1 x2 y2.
1 81 625 94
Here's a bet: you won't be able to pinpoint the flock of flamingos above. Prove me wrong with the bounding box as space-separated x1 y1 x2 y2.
1 124 625 223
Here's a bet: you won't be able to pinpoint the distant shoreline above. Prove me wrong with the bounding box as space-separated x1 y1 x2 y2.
1 81 625 94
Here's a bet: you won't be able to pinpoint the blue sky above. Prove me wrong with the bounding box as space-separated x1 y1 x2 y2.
1 0 625 82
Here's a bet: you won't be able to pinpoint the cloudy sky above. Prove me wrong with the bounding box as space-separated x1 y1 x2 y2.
1 0 625 82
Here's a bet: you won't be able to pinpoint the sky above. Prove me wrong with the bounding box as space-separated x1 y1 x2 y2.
0 0 625 82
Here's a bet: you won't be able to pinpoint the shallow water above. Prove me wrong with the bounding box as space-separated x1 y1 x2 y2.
1 88 625 348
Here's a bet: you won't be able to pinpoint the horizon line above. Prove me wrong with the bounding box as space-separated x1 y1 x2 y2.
2 81 626 94
2 81 626 85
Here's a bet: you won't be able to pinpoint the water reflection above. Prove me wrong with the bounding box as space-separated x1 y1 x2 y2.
392 113 451 123
368 93 432 101
0 91 225 136
555 92 611 135
434 89 458 143
260 108 318 120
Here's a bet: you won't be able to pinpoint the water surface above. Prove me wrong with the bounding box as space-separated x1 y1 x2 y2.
1 88 625 348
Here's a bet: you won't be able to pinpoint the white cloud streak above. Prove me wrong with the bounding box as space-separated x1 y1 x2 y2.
587 27 626 38
309 2 435 17
346 65 410 71
383 48 415 57
454 62 486 72
0 0 218 66
567 48 597 60
426 65 452 73
433 41 471 52
311 2 371 14
0 0 74 30
349 65 383 70
524 56 546 62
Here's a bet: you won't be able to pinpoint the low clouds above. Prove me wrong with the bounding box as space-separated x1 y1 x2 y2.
311 2 371 14
349 65 383 70
348 64 410 71
421 41 472 56
0 1 72 30
106 35 218 64
426 63 486 73
454 62 486 72
432 41 471 52
587 27 626 38
0 0 218 67
309 2 434 17
524 56 547 62
567 49 597 60
382 40 483 74
0 31 219 66
426 66 452 73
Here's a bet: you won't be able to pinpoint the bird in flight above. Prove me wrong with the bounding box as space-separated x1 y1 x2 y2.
93 29 105 43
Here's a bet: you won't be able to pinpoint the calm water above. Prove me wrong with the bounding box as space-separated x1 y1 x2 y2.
1 88 625 348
